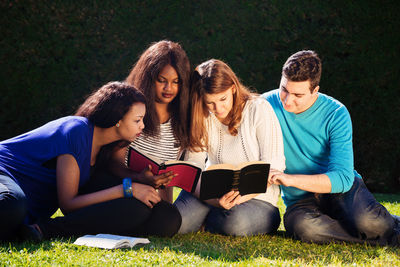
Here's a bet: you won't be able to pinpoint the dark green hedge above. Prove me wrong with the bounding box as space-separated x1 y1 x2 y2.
1 0 399 192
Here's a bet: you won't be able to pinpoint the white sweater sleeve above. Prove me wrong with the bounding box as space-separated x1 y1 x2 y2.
254 97 286 172
184 149 208 197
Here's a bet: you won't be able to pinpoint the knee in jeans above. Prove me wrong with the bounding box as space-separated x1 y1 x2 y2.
290 214 330 243
355 209 394 238
0 193 27 221
218 212 252 236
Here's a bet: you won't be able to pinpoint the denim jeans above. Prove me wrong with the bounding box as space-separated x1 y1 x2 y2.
174 190 280 236
284 177 395 245
0 173 27 240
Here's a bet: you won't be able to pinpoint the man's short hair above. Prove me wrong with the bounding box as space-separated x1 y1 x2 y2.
282 50 322 92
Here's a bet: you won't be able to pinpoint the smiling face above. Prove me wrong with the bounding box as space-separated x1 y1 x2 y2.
154 64 179 105
279 76 319 114
116 102 146 142
204 86 235 123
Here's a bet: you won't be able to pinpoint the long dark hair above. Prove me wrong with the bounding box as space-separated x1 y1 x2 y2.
126 40 191 149
76 81 145 128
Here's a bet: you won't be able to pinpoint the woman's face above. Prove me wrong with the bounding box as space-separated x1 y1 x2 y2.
155 64 179 105
116 102 146 142
204 86 235 123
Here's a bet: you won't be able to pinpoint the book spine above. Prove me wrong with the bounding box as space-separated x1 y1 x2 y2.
232 171 239 191
159 163 166 170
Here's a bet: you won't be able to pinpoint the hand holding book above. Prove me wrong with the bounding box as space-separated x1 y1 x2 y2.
139 164 176 189
127 147 270 198
217 190 241 210
127 147 201 193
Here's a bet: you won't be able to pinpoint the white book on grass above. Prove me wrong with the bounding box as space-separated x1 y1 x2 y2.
73 234 150 249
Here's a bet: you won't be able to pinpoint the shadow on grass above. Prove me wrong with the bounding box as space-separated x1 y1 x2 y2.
1 231 399 265
138 230 400 264
1 193 399 264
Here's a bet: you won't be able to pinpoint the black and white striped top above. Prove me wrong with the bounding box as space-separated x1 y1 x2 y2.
128 120 180 162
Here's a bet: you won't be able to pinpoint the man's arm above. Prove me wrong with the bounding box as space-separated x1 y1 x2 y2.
270 104 354 194
269 170 331 193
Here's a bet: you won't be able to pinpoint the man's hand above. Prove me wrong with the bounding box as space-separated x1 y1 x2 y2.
139 164 176 189
132 182 161 208
269 169 293 187
218 190 240 210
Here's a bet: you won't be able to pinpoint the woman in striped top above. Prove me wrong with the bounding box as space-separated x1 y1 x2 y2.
111 40 191 204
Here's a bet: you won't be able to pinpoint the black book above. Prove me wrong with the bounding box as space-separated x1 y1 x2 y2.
199 162 270 200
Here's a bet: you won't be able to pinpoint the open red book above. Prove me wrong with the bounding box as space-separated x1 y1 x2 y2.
127 146 201 193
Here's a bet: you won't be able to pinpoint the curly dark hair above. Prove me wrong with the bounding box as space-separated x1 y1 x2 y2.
282 50 322 92
126 40 191 149
75 81 145 128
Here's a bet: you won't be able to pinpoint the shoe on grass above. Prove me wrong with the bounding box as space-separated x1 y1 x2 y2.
18 224 43 242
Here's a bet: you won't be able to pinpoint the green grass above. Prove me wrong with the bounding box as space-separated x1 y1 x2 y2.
1 191 399 266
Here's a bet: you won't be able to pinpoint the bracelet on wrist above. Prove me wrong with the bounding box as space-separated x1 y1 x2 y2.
122 178 133 198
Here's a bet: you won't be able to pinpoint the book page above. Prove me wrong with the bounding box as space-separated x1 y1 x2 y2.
206 163 236 171
96 234 150 247
74 235 124 249
206 161 266 171
236 161 267 170
74 234 150 249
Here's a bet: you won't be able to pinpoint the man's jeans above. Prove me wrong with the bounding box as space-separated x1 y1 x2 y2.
284 177 395 245
0 173 27 240
174 190 281 236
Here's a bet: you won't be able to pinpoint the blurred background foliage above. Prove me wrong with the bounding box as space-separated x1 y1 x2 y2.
0 0 399 192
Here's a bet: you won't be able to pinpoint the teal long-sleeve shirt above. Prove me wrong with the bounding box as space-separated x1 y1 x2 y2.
263 89 361 207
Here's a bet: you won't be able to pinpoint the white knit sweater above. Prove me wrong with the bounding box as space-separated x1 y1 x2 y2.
185 96 286 206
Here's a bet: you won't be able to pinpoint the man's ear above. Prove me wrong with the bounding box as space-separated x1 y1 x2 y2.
312 85 320 95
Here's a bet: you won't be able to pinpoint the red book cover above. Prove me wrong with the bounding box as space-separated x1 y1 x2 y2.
127 147 201 193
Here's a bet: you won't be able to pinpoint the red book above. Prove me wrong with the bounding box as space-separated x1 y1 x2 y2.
127 146 201 193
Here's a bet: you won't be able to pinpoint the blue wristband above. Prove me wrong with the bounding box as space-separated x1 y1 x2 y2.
123 178 133 198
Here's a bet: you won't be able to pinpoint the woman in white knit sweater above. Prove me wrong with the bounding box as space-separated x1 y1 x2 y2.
174 59 286 236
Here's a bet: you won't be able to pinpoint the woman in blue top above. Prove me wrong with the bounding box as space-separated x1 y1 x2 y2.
0 81 181 241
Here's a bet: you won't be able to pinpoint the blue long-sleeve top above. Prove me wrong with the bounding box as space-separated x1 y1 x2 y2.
263 89 361 207
0 116 93 222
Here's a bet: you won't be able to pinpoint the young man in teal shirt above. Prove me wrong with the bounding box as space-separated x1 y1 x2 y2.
263 50 399 246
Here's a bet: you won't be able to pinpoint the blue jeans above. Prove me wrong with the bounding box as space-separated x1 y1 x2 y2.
284 177 395 245
174 190 280 236
0 173 27 240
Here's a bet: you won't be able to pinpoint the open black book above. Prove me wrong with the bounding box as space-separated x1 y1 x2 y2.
127 146 201 193
199 162 270 200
